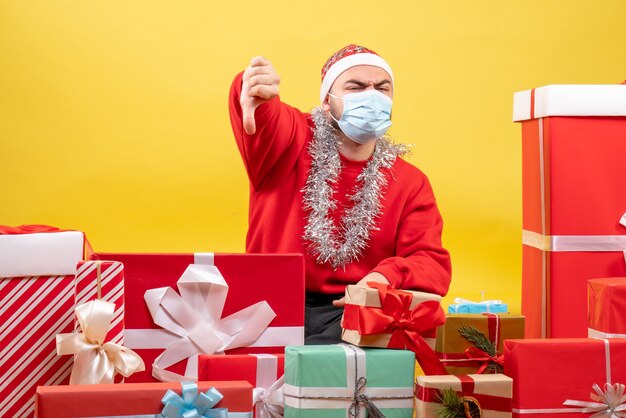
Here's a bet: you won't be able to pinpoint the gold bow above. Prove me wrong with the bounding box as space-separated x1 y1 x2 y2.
56 299 145 384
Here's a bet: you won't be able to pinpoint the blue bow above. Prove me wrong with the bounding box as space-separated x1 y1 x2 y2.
161 382 228 418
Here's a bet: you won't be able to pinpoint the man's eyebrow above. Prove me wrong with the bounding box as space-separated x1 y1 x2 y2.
343 79 392 87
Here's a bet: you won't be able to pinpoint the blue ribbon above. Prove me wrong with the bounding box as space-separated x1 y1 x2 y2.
161 382 229 418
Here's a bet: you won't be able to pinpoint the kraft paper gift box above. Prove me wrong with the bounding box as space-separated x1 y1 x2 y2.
588 277 626 339
284 344 415 418
341 282 447 375
435 314 524 375
513 84 626 338
415 374 513 418
90 252 305 382
503 338 626 418
198 354 285 418
35 380 253 418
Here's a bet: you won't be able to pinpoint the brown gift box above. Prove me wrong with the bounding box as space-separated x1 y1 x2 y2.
435 313 524 374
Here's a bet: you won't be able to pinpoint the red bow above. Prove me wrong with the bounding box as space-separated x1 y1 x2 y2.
343 282 448 375
463 346 504 374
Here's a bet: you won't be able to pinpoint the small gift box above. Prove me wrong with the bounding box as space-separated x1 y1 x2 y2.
448 298 508 314
588 277 626 339
504 338 626 417
0 225 85 278
90 252 305 382
436 314 524 375
198 354 284 418
341 282 447 375
415 374 513 417
35 380 253 417
283 344 414 418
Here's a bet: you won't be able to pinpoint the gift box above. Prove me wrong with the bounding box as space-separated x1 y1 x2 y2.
513 84 626 338
448 298 508 314
90 252 305 382
35 380 253 417
341 282 447 375
284 344 415 418
435 314 524 375
0 225 85 278
415 374 513 417
198 354 284 418
504 338 626 417
0 275 76 418
588 277 626 338
75 260 124 345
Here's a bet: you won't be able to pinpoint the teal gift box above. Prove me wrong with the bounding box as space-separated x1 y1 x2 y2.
448 298 508 314
284 344 415 418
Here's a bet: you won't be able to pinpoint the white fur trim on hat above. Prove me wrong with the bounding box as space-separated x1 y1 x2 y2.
320 53 394 104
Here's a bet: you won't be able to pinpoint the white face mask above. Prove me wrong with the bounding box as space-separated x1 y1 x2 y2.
329 90 393 144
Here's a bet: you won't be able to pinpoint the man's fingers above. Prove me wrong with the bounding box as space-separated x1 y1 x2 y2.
248 84 279 100
249 55 270 67
332 297 345 308
248 73 280 88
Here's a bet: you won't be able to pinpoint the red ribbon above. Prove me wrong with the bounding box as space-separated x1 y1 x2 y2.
463 347 505 374
342 282 448 375
0 225 62 234
416 374 512 412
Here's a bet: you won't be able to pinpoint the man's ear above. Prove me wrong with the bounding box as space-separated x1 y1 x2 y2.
321 95 331 113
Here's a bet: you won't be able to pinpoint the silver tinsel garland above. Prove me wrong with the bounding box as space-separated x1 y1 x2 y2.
302 108 409 269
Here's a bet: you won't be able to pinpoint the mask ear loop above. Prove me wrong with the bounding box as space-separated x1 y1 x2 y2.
326 93 344 124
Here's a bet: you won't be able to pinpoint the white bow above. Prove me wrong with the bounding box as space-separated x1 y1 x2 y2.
253 375 285 418
144 263 276 381
564 383 626 417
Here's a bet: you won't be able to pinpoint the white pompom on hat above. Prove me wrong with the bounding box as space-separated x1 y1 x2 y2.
320 44 394 104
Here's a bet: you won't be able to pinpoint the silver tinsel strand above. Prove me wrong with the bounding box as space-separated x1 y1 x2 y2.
302 108 409 269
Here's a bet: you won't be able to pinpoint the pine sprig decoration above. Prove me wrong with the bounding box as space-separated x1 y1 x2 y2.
458 324 503 373
436 388 466 418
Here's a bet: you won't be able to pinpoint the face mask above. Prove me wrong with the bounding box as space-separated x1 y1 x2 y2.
328 90 392 144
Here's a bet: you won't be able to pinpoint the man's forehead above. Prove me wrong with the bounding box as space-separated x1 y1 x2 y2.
335 65 392 84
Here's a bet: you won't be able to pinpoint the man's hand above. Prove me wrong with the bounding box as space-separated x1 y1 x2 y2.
332 272 390 308
241 56 281 135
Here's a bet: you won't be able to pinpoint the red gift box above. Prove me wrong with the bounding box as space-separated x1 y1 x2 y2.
514 85 626 338
504 338 626 417
588 277 626 338
90 252 305 382
198 354 284 418
34 380 253 418
0 275 75 418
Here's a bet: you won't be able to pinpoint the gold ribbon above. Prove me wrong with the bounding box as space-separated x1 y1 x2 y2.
56 299 145 384
564 383 626 417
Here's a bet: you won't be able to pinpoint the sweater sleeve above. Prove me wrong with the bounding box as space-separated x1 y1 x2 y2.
372 180 452 296
229 71 309 191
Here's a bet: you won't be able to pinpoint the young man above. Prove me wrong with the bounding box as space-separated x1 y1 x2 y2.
229 45 451 344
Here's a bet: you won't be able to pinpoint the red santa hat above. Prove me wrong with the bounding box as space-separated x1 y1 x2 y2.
320 44 394 104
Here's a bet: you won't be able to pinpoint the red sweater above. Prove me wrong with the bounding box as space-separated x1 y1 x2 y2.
229 72 451 296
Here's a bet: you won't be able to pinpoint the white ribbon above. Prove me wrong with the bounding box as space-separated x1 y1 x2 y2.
253 375 285 418
564 383 626 417
144 263 276 382
589 328 626 340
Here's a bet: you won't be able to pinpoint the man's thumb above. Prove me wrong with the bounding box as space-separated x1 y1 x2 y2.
242 101 257 135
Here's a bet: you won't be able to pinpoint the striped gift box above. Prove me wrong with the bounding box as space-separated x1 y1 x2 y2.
0 275 76 418
74 260 124 346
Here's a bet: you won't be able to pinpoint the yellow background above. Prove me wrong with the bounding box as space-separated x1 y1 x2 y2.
2 1 625 313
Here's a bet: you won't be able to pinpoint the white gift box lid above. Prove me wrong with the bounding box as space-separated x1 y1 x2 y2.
0 231 84 278
513 84 626 121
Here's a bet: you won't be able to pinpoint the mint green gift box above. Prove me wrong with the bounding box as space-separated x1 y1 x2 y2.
284 344 415 418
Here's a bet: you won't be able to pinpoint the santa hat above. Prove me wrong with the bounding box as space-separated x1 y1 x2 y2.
320 44 394 104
